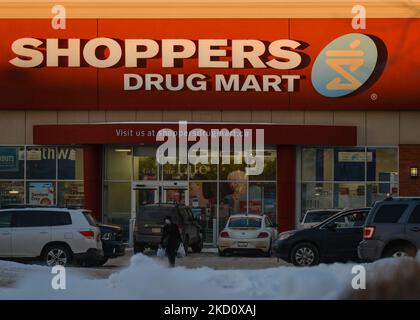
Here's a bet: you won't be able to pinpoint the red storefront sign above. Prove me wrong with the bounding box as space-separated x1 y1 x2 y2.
0 18 419 110
33 122 357 145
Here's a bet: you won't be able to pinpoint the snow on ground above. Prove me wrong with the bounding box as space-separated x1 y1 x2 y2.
0 254 419 300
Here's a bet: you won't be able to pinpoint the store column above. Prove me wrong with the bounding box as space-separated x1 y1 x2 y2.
399 145 420 196
83 145 102 221
277 146 296 232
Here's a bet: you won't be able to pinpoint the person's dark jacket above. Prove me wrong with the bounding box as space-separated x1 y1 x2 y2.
161 223 182 253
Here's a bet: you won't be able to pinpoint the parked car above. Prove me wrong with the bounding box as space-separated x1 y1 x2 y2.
0 206 103 266
298 209 342 229
273 208 370 266
218 214 278 256
133 203 203 254
358 197 420 261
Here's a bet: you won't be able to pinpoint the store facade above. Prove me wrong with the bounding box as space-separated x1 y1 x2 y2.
0 15 419 243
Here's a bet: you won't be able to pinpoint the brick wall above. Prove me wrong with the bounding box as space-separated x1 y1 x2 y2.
399 145 420 196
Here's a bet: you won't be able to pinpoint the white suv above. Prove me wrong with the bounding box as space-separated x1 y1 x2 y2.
0 207 103 266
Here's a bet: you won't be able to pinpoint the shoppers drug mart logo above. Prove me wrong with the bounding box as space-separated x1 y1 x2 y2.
311 33 378 97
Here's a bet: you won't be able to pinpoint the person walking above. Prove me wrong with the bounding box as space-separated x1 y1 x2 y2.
160 215 182 267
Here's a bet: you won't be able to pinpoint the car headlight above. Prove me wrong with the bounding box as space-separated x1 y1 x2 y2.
101 232 115 241
278 231 295 241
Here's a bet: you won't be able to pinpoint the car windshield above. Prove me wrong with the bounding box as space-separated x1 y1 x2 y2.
304 211 338 223
228 217 262 228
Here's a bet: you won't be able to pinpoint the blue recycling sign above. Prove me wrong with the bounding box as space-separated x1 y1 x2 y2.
0 148 19 172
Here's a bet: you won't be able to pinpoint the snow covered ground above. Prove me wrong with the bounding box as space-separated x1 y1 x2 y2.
0 254 419 300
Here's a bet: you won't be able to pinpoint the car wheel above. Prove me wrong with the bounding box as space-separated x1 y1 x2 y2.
384 245 416 258
191 236 203 253
43 244 72 267
291 242 320 266
133 242 145 254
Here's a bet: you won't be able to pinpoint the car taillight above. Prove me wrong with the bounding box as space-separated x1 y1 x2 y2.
257 232 269 238
79 230 95 238
220 231 230 238
364 226 376 240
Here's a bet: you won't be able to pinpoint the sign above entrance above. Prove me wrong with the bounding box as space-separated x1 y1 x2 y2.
33 122 357 146
0 18 418 110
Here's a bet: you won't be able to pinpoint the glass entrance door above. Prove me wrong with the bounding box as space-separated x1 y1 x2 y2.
133 181 189 206
163 182 188 205
163 188 187 204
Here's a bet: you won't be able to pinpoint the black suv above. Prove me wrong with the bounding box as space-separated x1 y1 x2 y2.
358 197 420 261
133 204 203 254
273 208 370 266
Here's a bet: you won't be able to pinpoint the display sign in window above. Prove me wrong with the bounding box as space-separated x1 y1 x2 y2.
28 182 55 206
0 147 18 172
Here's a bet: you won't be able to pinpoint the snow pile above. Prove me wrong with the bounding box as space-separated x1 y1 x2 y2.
0 254 419 300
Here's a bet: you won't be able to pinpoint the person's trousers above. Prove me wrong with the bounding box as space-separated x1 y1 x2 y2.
167 250 176 268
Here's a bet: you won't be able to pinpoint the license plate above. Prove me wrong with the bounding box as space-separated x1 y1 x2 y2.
237 242 248 247
152 228 161 233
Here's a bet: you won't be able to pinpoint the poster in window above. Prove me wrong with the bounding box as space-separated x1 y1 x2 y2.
29 182 54 205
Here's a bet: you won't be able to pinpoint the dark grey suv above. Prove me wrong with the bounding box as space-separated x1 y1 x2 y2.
133 204 203 254
358 197 420 261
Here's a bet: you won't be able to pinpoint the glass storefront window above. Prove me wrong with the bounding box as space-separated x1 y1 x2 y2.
333 183 365 209
104 182 131 240
301 183 333 219
105 147 132 180
302 148 333 182
133 146 157 180
366 183 397 206
220 152 247 180
26 147 56 179
0 146 84 208
58 147 84 180
0 147 24 179
163 163 188 180
219 179 248 218
248 182 276 223
58 181 84 208
189 181 217 243
104 144 278 243
367 148 398 182
333 148 366 181
300 147 399 216
249 149 277 181
0 181 24 206
27 181 56 206
189 163 217 180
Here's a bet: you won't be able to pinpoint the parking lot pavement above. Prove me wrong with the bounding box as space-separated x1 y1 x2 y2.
79 248 290 279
